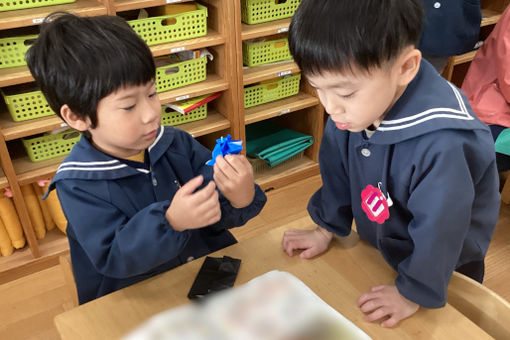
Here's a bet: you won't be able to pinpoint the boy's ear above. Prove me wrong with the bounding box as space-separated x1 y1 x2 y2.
60 104 90 131
396 48 422 86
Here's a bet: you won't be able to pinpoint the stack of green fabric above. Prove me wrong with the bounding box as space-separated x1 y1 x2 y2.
246 121 314 167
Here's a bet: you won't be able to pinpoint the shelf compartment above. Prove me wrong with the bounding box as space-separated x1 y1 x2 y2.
0 0 108 30
0 110 66 141
254 155 319 191
0 65 33 88
0 30 224 87
150 29 225 57
243 60 299 86
244 92 319 125
481 7 503 26
114 0 194 13
158 74 228 104
14 154 65 186
177 109 230 138
37 227 68 258
241 18 291 41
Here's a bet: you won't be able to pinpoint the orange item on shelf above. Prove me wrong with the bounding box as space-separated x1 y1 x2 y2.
32 183 56 231
21 184 46 240
41 182 67 235
0 218 14 256
0 189 25 249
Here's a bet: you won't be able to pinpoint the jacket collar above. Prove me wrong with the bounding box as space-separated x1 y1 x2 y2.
367 60 487 145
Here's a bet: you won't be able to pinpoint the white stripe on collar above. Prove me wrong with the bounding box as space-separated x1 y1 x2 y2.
378 82 473 131
56 164 128 174
148 127 164 153
58 159 121 170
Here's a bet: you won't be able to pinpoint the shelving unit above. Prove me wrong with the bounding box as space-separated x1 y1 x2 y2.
442 0 509 85
0 0 325 282
234 3 324 191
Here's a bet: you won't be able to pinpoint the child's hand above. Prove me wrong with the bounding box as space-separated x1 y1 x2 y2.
357 285 419 328
213 154 255 208
282 227 333 258
166 175 221 231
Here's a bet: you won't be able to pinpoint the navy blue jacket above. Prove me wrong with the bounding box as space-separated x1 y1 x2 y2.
308 60 500 308
419 0 481 56
48 127 266 304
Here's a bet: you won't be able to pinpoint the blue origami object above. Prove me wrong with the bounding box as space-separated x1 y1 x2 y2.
206 134 243 166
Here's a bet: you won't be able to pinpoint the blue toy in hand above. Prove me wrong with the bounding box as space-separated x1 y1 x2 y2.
206 135 243 166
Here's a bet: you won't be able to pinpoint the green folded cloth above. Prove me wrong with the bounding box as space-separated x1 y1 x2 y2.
495 128 510 156
246 121 314 167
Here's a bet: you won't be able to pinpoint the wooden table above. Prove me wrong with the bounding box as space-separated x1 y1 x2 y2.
54 216 492 340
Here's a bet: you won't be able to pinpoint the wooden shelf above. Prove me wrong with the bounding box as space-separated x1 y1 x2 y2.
0 244 34 280
254 155 319 191
243 61 299 86
245 92 319 125
0 66 33 88
158 75 228 104
452 50 477 66
0 0 108 30
114 0 193 12
0 167 8 189
481 8 503 26
0 112 66 141
14 154 65 186
37 227 68 258
241 18 291 41
149 29 225 57
177 110 229 137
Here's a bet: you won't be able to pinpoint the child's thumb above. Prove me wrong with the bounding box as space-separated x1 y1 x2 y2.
179 175 204 194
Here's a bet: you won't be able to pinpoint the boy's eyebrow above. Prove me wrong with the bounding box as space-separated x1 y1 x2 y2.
115 81 156 101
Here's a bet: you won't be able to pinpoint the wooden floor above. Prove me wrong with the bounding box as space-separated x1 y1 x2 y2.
1 174 509 340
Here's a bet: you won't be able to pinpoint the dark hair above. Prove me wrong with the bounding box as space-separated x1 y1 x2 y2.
288 0 424 75
26 12 155 128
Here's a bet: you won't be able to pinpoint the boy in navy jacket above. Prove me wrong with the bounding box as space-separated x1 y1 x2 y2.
282 0 499 327
26 13 266 304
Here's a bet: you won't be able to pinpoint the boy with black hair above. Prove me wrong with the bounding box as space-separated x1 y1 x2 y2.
282 0 500 327
26 13 266 304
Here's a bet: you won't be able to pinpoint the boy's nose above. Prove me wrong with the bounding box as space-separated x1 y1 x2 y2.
141 100 161 124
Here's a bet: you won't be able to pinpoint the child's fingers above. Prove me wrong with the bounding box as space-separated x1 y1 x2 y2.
364 307 389 323
215 155 237 178
380 315 400 328
299 247 322 259
213 164 229 187
179 175 204 195
191 181 217 204
357 291 379 308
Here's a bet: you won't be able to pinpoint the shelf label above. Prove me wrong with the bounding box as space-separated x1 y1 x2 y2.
166 0 182 3
176 94 190 101
32 18 44 24
170 46 186 53
277 27 289 33
277 70 292 77
279 108 291 116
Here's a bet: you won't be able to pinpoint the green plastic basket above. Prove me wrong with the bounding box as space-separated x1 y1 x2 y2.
128 4 208 46
1 88 54 122
156 56 207 93
22 130 81 162
243 37 291 66
244 73 301 108
0 0 75 12
0 34 37 69
241 0 300 25
161 103 207 126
